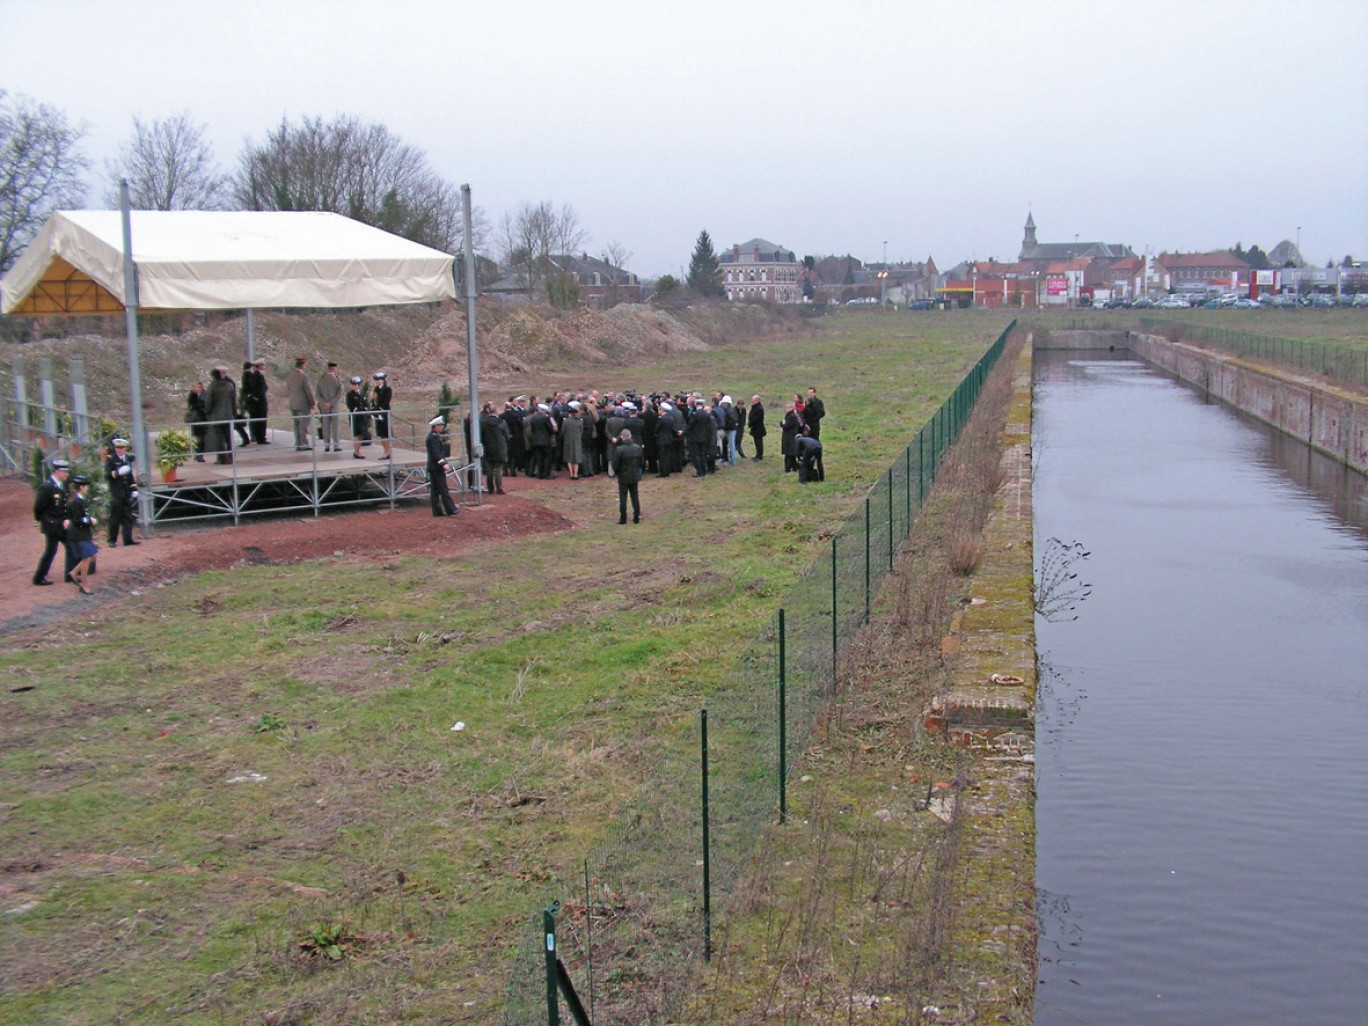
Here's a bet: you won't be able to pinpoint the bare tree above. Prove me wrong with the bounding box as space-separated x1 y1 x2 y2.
232 114 477 253
498 200 588 297
601 241 631 271
103 111 227 211
0 91 88 274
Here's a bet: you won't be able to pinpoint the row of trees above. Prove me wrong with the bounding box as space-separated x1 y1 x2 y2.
1 91 633 301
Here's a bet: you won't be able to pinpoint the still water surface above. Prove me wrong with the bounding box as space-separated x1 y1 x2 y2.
1032 351 1368 1025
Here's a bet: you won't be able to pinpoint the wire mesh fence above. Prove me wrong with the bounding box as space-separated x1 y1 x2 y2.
1137 317 1368 389
503 321 1016 1025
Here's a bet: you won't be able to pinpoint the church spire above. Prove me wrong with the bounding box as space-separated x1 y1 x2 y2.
1023 211 1037 251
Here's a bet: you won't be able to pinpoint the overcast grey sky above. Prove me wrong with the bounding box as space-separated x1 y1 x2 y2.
4 0 1366 276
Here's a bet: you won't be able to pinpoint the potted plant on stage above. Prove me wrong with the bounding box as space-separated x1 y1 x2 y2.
156 428 193 483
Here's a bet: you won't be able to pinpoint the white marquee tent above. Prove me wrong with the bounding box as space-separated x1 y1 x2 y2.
0 209 456 315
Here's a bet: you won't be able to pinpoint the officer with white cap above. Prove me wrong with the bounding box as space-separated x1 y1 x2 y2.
104 438 141 547
425 415 458 517
32 458 73 586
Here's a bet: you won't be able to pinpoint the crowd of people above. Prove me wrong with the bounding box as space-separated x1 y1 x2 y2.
31 361 832 591
447 385 829 523
184 356 395 463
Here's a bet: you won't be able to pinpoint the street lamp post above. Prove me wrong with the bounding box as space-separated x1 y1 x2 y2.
881 241 888 308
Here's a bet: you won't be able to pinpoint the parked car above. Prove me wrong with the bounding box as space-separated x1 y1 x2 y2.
908 298 936 311
1353 293 1368 308
1131 297 1155 309
1158 295 1189 309
1201 299 1222 309
1233 297 1262 309
1311 294 1337 308
846 296 878 306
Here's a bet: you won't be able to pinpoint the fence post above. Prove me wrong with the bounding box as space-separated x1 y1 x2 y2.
888 469 894 571
778 608 787 823
864 497 871 624
544 902 561 1026
831 536 838 685
700 708 711 962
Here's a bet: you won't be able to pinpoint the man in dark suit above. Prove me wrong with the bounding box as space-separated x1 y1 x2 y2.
32 458 72 586
425 417 458 517
242 361 269 444
748 395 767 461
610 429 645 524
104 438 140 547
804 387 826 439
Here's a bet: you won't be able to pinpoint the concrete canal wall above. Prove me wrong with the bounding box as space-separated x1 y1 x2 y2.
1042 329 1368 475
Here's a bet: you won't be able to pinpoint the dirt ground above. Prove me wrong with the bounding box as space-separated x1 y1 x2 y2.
0 474 574 635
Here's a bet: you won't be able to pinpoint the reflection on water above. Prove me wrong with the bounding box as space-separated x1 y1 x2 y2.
1033 350 1368 1025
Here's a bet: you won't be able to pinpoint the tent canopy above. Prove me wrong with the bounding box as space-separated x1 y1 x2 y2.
1 210 457 315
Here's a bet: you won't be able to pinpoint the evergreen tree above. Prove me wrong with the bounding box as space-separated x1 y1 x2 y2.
687 229 724 297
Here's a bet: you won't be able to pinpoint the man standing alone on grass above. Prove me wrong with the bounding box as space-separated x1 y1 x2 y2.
611 429 645 524
426 416 458 517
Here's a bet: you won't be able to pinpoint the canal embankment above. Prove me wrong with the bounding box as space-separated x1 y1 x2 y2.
1038 327 1368 473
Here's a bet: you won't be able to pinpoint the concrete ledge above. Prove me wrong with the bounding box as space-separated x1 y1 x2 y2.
1131 333 1368 473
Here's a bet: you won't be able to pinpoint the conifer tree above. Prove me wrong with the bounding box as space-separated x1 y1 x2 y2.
687 229 724 297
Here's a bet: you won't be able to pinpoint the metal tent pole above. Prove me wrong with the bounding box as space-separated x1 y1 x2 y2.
462 185 482 497
120 182 152 532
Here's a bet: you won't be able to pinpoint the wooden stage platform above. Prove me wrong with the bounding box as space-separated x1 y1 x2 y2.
145 428 478 525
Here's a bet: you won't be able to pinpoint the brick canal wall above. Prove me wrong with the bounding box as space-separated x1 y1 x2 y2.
1043 328 1368 474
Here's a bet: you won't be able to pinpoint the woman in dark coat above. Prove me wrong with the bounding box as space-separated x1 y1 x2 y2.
479 403 510 494
66 475 98 595
186 381 208 461
780 401 803 473
561 404 585 480
205 367 237 464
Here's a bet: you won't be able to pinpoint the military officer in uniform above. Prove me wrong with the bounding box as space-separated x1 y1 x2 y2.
32 457 73 586
104 437 141 547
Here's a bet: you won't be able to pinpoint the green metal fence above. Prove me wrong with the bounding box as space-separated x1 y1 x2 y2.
503 321 1017 1025
1137 317 1368 389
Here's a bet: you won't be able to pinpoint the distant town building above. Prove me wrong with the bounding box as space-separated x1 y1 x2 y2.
1153 251 1251 295
484 253 640 307
720 238 801 303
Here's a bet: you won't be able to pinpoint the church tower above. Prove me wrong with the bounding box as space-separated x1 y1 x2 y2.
1021 212 1038 258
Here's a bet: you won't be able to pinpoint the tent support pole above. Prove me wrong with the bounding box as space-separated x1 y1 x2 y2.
462 184 482 499
120 182 153 534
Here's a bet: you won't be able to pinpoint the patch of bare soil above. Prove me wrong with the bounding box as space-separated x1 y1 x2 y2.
0 476 573 636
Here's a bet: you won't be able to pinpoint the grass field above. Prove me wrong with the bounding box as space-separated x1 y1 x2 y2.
0 310 1014 1024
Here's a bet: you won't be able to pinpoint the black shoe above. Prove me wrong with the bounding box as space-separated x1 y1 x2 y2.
618 517 626 525
353 453 364 460
126 540 140 546
33 578 53 586
108 541 117 548
633 516 640 523
64 575 74 584
194 455 205 462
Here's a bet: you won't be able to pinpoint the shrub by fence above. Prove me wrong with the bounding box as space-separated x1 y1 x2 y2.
503 322 1017 1025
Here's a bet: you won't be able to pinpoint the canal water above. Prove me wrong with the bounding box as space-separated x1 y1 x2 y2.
1031 350 1368 1025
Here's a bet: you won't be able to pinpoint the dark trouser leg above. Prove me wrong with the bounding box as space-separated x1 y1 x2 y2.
34 534 60 583
618 482 629 522
753 435 764 459
627 482 640 521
